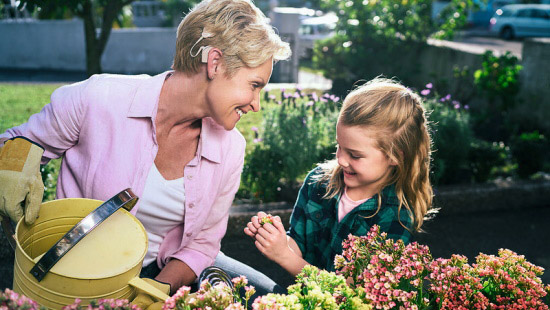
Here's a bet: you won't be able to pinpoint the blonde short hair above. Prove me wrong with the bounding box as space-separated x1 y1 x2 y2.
173 0 291 77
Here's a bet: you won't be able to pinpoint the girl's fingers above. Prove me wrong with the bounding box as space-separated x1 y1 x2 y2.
244 227 255 238
251 215 262 229
272 218 286 233
246 221 258 234
255 240 266 254
256 227 274 239
255 232 268 246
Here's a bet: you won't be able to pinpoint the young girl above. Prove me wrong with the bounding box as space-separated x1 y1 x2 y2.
244 78 434 275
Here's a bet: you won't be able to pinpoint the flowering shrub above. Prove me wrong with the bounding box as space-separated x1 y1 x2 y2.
287 265 370 310
240 88 340 202
62 298 138 310
335 225 432 309
334 225 550 310
0 289 46 310
162 279 242 310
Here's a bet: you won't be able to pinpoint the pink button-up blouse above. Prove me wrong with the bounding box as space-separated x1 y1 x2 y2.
0 72 246 276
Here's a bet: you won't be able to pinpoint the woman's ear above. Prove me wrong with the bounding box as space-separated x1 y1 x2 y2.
206 47 223 80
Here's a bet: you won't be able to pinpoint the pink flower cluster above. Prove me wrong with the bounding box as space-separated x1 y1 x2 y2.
335 225 432 309
0 289 44 310
428 255 489 309
473 249 549 309
335 225 550 309
61 298 138 310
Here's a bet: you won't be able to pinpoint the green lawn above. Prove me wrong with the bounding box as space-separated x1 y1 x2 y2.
0 83 63 133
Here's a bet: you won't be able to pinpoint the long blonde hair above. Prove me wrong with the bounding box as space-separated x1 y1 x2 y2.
317 78 433 232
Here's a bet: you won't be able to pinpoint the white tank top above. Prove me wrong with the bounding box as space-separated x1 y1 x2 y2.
135 164 185 266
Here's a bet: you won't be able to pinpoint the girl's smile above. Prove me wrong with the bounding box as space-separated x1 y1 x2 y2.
336 123 397 200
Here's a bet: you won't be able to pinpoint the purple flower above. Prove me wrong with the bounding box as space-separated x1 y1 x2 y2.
276 100 282 105
296 85 303 92
269 94 276 100
311 92 319 102
293 92 301 99
421 89 430 96
251 126 258 132
306 101 314 106
426 83 433 89
464 105 470 110
440 94 451 102
253 138 263 143
283 92 291 99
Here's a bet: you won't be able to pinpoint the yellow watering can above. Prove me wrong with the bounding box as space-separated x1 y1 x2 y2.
4 189 170 309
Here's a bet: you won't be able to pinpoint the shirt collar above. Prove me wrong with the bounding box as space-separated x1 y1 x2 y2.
127 71 172 118
197 117 224 164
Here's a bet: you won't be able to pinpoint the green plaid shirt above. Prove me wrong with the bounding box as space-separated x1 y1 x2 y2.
287 167 413 271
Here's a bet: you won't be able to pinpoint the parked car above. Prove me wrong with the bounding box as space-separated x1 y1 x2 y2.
489 4 550 40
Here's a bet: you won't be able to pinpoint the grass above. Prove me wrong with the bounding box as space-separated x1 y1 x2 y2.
0 83 63 133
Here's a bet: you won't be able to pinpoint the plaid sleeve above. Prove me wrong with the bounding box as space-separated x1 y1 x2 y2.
287 169 318 256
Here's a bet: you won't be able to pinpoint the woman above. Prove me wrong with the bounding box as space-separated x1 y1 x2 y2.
0 0 290 303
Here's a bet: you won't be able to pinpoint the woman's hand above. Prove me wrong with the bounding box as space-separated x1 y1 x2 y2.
253 218 290 264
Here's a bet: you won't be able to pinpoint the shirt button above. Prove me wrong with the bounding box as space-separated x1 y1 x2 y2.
187 175 193 179
186 232 192 237
315 213 322 219
189 203 195 208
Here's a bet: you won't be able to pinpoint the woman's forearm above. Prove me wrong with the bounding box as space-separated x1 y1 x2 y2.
155 259 197 295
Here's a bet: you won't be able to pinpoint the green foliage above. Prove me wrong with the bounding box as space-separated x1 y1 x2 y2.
510 131 548 179
472 51 523 142
161 0 198 27
287 265 370 310
422 88 474 185
240 89 340 202
313 0 477 95
474 51 522 112
468 140 509 183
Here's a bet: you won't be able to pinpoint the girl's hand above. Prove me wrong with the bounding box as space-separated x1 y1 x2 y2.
244 212 282 239
254 218 289 264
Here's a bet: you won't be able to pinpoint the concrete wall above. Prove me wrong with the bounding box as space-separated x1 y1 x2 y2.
0 19 175 74
0 18 295 81
515 38 550 134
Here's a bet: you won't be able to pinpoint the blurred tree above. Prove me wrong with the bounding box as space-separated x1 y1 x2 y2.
313 0 481 95
19 0 135 76
162 0 197 27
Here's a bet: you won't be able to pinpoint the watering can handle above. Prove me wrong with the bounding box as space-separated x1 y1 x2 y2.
128 277 171 302
1 217 16 250
30 189 138 282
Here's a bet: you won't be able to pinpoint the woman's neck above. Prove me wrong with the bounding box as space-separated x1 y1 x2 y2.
156 70 209 130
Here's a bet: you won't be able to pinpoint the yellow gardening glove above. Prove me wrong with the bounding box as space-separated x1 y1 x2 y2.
0 137 44 225
131 278 171 310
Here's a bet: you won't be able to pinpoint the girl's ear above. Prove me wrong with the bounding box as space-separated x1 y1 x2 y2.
206 47 223 80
